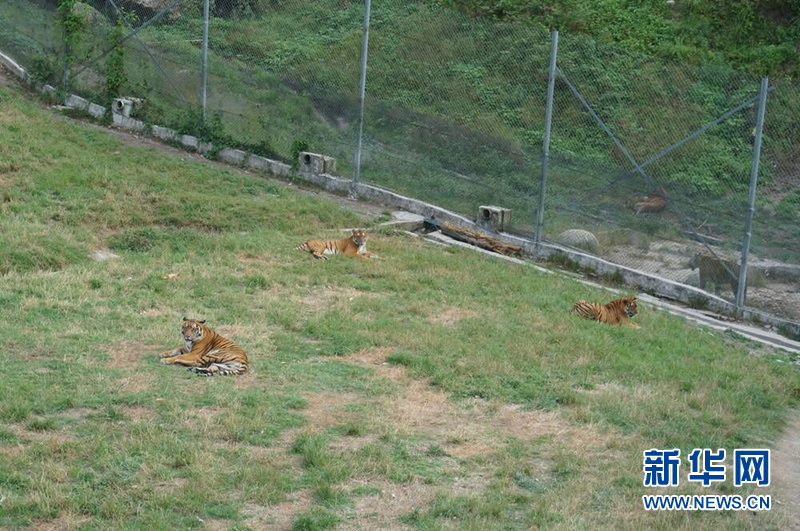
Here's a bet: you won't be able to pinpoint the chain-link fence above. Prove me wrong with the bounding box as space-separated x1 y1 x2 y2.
1 0 798 327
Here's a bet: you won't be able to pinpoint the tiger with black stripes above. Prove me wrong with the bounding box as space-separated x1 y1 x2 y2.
572 297 639 328
688 253 743 298
159 318 248 376
295 229 376 260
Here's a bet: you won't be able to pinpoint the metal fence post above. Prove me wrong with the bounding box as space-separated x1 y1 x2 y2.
736 76 769 309
535 29 558 244
63 41 70 95
351 0 371 198
200 0 210 121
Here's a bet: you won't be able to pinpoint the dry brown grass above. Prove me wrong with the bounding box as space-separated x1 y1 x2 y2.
23 514 90 531
337 347 624 472
427 307 477 326
107 341 157 369
243 490 314 530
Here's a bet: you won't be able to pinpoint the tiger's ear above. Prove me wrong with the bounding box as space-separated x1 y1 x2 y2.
183 316 188 321
199 320 206 324
352 228 359 234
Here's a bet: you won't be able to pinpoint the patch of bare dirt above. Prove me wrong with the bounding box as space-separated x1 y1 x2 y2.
340 472 493 531
428 307 477 326
341 347 614 461
341 479 432 531
0 444 25 457
772 410 800 530
292 287 383 312
108 342 157 369
7 424 75 445
23 514 89 531
299 392 363 429
120 405 156 422
200 518 229 531
243 490 314 530
237 251 278 267
119 373 151 394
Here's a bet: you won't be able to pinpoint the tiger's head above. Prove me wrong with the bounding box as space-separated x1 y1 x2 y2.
351 229 368 246
620 297 638 318
181 317 207 350
688 253 700 271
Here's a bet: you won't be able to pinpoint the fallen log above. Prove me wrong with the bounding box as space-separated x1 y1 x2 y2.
439 221 523 257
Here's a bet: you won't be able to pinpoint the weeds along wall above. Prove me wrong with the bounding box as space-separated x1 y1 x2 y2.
1 0 799 327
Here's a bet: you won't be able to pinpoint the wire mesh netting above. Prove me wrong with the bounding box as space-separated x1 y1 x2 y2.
357 2 550 223
545 35 761 301
1 0 798 326
0 0 64 79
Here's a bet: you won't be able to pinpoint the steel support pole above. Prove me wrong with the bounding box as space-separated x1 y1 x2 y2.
351 0 371 198
736 77 769 309
535 29 558 244
200 0 210 120
63 42 70 94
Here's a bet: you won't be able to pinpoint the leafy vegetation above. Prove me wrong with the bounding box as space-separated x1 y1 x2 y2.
104 17 127 104
434 0 800 77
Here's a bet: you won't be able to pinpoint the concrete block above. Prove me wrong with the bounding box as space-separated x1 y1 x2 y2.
0 51 27 79
112 113 144 131
219 148 247 165
270 161 292 177
65 94 89 111
88 103 106 119
180 135 198 149
247 155 270 171
152 125 177 141
299 152 336 175
477 205 511 232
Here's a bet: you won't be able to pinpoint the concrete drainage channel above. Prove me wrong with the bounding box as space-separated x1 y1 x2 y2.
1 49 799 353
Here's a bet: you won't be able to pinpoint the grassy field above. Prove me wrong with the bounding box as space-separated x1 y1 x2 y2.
1 84 800 530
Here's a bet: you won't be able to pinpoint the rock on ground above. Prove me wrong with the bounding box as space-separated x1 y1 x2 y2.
556 229 600 254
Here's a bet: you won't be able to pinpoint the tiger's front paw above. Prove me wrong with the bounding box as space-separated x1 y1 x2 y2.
159 349 180 359
161 356 177 364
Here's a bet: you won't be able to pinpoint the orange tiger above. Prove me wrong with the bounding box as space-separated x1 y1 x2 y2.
572 297 640 328
634 188 667 215
159 318 248 376
295 229 376 260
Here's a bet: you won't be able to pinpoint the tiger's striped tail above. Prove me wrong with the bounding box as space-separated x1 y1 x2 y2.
572 300 600 321
295 242 310 252
189 362 247 377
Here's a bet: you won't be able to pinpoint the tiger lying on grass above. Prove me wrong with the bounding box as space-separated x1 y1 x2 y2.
159 318 248 376
572 297 640 328
296 228 377 260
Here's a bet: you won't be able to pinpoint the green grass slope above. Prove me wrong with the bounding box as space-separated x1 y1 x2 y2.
0 86 798 529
